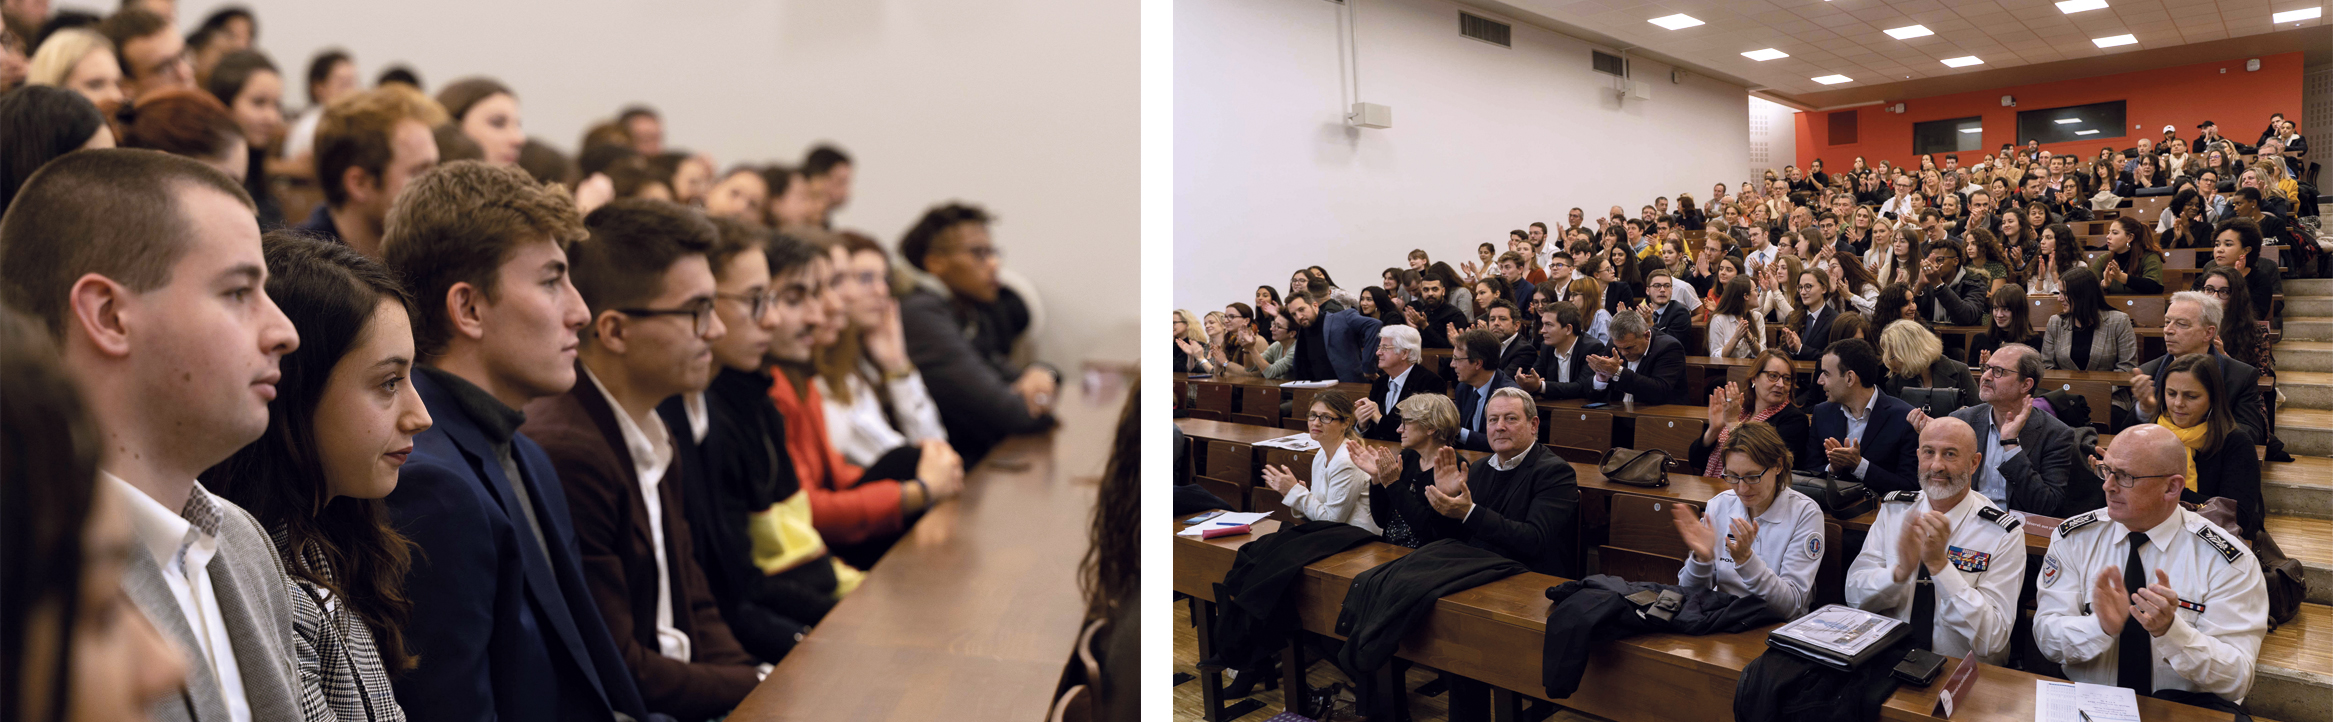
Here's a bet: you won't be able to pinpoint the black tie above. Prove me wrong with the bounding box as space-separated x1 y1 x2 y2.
1910 565 1935 651
2117 531 2152 695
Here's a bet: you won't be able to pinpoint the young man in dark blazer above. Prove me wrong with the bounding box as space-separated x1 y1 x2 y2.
1355 324 1445 441
1913 239 1988 326
1638 268 1692 344
1450 329 1520 452
521 200 762 720
1586 309 1687 406
1804 339 1922 492
1518 302 1605 401
380 162 653 722
1481 299 1539 375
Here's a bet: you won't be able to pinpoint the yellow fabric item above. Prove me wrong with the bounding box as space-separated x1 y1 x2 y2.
748 490 829 575
2157 415 2207 492
831 558 865 597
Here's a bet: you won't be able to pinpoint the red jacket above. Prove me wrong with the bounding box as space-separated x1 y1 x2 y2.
767 368 904 544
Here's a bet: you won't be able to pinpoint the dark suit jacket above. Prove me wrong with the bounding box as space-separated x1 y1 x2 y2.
522 368 759 720
1320 308 1385 383
1362 363 1448 441
1646 300 1692 346
1511 279 1537 309
1415 301 1468 349
1804 390 1922 492
1587 333 1688 406
2137 349 2266 446
386 369 650 722
1495 334 1539 376
1950 402 2079 517
1530 337 1608 400
1453 370 1520 452
1787 303 1837 362
2184 427 2264 540
1914 268 1989 326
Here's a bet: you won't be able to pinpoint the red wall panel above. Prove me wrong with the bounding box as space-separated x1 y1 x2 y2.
1793 52 2303 172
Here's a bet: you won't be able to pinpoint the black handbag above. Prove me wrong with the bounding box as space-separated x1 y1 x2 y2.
1789 472 1874 519
1597 447 1672 488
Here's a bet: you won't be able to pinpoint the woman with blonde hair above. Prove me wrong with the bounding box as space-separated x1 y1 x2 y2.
1877 319 1977 413
1171 309 1210 373
1349 393 1461 548
1260 389 1381 534
24 29 123 111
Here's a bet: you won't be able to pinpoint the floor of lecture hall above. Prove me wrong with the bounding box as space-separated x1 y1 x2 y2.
1171 599 1611 722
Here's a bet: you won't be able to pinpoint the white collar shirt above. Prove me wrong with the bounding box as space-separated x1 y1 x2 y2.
2032 507 2269 704
1839 388 1881 478
1678 486 1827 619
1282 441 1382 535
1843 490 2028 664
109 472 252 722
584 368 692 663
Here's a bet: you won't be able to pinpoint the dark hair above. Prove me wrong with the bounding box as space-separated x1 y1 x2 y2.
0 306 105 717
1540 301 1583 336
2202 266 2264 366
572 199 717 316
616 104 658 123
764 230 823 279
434 77 513 123
2160 353 2234 455
2170 188 2203 219
1715 275 1755 318
1080 381 1139 621
2215 217 2263 265
1356 286 1395 321
1871 281 1915 329
1485 298 1520 324
2041 223 2082 275
201 232 420 673
2061 266 2105 327
1823 338 1884 389
1473 276 1512 314
2110 215 2161 259
1829 311 1871 347
1255 284 1280 305
430 123 482 163
1987 282 2032 343
314 85 450 207
374 65 421 90
381 161 585 359
898 202 991 270
516 138 578 187
195 6 255 40
803 144 851 177
1456 329 1500 373
1922 237 1964 265
1307 265 1337 289
118 89 245 166
0 149 256 339
0 86 108 215
704 215 770 280
304 48 352 105
602 155 665 200
575 142 638 180
203 49 277 111
94 8 167 77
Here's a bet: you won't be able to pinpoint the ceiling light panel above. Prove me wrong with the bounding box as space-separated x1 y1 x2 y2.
1648 14 1704 30
1812 74 1853 85
1742 48 1791 61
2092 34 2137 47
2056 0 2109 14
2271 7 2321 23
1884 25 1936 39
1941 56 1983 67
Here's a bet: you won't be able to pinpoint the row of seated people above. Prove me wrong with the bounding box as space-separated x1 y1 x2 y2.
0 148 1063 722
1197 331 2272 711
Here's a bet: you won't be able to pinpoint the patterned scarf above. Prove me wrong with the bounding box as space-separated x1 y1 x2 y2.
1704 402 1787 477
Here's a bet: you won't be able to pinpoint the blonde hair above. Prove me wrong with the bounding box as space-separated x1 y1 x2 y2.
1394 393 1459 446
1173 309 1206 345
25 29 114 88
1879 319 1944 378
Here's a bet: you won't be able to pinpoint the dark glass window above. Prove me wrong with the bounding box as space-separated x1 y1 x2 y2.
2017 101 2126 145
1912 116 1985 155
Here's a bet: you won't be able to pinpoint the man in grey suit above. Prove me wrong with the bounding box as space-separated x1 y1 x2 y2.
1910 343 2089 518
0 151 308 721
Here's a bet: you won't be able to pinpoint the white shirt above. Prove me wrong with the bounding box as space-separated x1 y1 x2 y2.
820 360 950 467
1678 486 1826 619
1589 352 1645 403
1746 246 1778 272
1838 388 1881 478
584 369 692 663
279 106 324 161
1844 489 2027 665
2034 507 2268 703
1282 441 1382 535
1672 278 1701 311
108 473 252 722
1548 338 1577 384
1709 313 1763 358
1384 364 1412 410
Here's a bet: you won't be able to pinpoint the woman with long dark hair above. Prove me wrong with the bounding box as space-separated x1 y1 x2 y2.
2086 216 2164 294
2206 217 2280 323
1254 284 1281 320
1709 275 1764 359
2200 267 2273 383
2029 223 2081 294
1079 381 1139 720
0 84 114 216
2156 354 2263 539
1967 283 2040 366
2161 188 2212 249
203 49 285 226
1963 227 2012 292
1872 281 1919 327
203 234 431 720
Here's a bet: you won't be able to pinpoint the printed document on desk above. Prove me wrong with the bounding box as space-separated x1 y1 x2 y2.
1253 434 1321 451
1178 512 1271 537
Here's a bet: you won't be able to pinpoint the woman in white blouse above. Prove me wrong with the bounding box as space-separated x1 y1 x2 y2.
1669 420 1824 619
1707 276 1764 359
1260 389 1382 534
817 237 951 467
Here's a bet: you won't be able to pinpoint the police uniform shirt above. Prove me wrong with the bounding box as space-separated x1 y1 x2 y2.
2033 506 2269 703
1678 485 1826 619
1843 489 2027 665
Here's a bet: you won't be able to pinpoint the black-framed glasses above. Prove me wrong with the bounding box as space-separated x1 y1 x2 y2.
1307 413 1345 424
1978 363 2016 378
2200 285 2230 297
2099 465 2176 489
716 290 777 320
616 298 717 336
1719 467 1771 486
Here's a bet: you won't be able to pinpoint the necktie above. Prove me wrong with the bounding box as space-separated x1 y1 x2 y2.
2117 531 2152 695
1910 564 1936 651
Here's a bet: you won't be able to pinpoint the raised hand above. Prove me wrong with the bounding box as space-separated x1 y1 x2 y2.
2131 568 2181 638
1260 464 1303 495
1998 399 2031 442
1723 517 1759 563
1892 512 1928 583
1672 503 1717 564
1424 447 1473 519
1778 326 1802 353
2093 566 2132 637
1905 408 1932 432
1347 441 1397 487
1823 437 1864 473
1515 368 1544 393
1352 398 1381 427
1431 446 1466 498
2131 371 2158 417
1706 383 1737 429
1916 511 1951 574
1586 353 1624 378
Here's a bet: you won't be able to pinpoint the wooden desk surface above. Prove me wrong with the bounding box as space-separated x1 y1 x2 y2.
1173 522 2233 722
732 380 1125 720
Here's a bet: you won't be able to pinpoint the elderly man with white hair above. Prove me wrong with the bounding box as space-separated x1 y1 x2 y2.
1355 324 1446 440
2034 425 2268 704
1845 416 2027 664
2132 291 2265 443
1423 387 1580 578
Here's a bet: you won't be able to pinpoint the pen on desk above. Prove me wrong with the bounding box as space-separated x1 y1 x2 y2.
2078 709 2093 722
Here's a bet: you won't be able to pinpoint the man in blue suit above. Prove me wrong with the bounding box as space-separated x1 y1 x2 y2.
1319 301 1384 384
380 162 654 722
1804 338 1921 492
1451 329 1520 452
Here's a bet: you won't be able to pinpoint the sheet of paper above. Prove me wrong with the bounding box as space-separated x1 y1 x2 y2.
1771 604 1902 658
2034 680 2078 722
1252 434 1320 451
2072 682 2141 722
1278 380 1337 389
1177 512 1271 536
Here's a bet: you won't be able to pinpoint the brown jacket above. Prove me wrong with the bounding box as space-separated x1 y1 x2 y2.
522 365 759 720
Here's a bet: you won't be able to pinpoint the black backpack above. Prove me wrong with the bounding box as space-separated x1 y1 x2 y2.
2036 389 2091 432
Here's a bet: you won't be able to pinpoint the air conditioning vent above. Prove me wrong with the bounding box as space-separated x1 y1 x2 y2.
1592 50 1626 76
1459 12 1511 47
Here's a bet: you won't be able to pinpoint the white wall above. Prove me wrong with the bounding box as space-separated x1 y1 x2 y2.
125 0 1139 368
1174 0 1752 312
1749 95 1799 183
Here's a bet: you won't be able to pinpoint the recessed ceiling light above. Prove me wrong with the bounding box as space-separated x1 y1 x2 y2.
1941 56 1983 67
2055 118 2083 124
1648 13 1704 30
1742 48 1791 61
2076 129 2101 135
1812 74 1853 85
2056 0 2109 14
2093 34 2138 47
1958 128 1985 134
2271 7 2321 22
1884 25 1935 39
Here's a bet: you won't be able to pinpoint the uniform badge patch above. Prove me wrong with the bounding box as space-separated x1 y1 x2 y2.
1804 534 1823 560
1885 490 1921 503
1947 546 1991 573
2040 553 2062 587
2194 525 2242 565
1977 506 2022 533
2058 512 2099 536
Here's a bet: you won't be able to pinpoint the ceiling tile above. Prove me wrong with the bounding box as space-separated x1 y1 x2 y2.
1815 12 1868 27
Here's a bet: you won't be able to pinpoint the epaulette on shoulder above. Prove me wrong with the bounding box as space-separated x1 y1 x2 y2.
2191 523 2243 565
1976 506 2022 533
1883 490 1921 503
2057 511 2102 536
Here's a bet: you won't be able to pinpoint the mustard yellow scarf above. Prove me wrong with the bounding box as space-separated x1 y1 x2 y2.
2156 416 2206 492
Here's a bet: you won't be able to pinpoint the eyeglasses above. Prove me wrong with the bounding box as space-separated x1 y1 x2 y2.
2200 286 2230 297
2099 465 2176 489
616 298 718 336
1719 467 1771 486
1307 413 1346 424
1978 363 2016 378
716 290 777 320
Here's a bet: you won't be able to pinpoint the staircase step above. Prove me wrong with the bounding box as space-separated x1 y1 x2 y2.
2262 514 2332 605
2279 370 2333 410
2275 408 2333 456
2290 298 2333 317
2265 456 2333 520
2280 341 2333 374
2288 279 2333 296
2288 317 2333 342
2252 602 2333 722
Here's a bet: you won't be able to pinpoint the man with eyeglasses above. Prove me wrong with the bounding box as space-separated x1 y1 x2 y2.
1635 268 1691 344
2130 292 2265 444
98 8 195 99
522 200 766 717
1449 329 1520 452
898 202 1057 464
1355 325 1445 441
1585 306 1686 406
2034 425 2268 705
1846 416 2027 664
1424 387 1580 577
1906 344 2085 517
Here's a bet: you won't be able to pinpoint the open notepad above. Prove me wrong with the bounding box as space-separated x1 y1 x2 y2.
2033 680 2141 722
